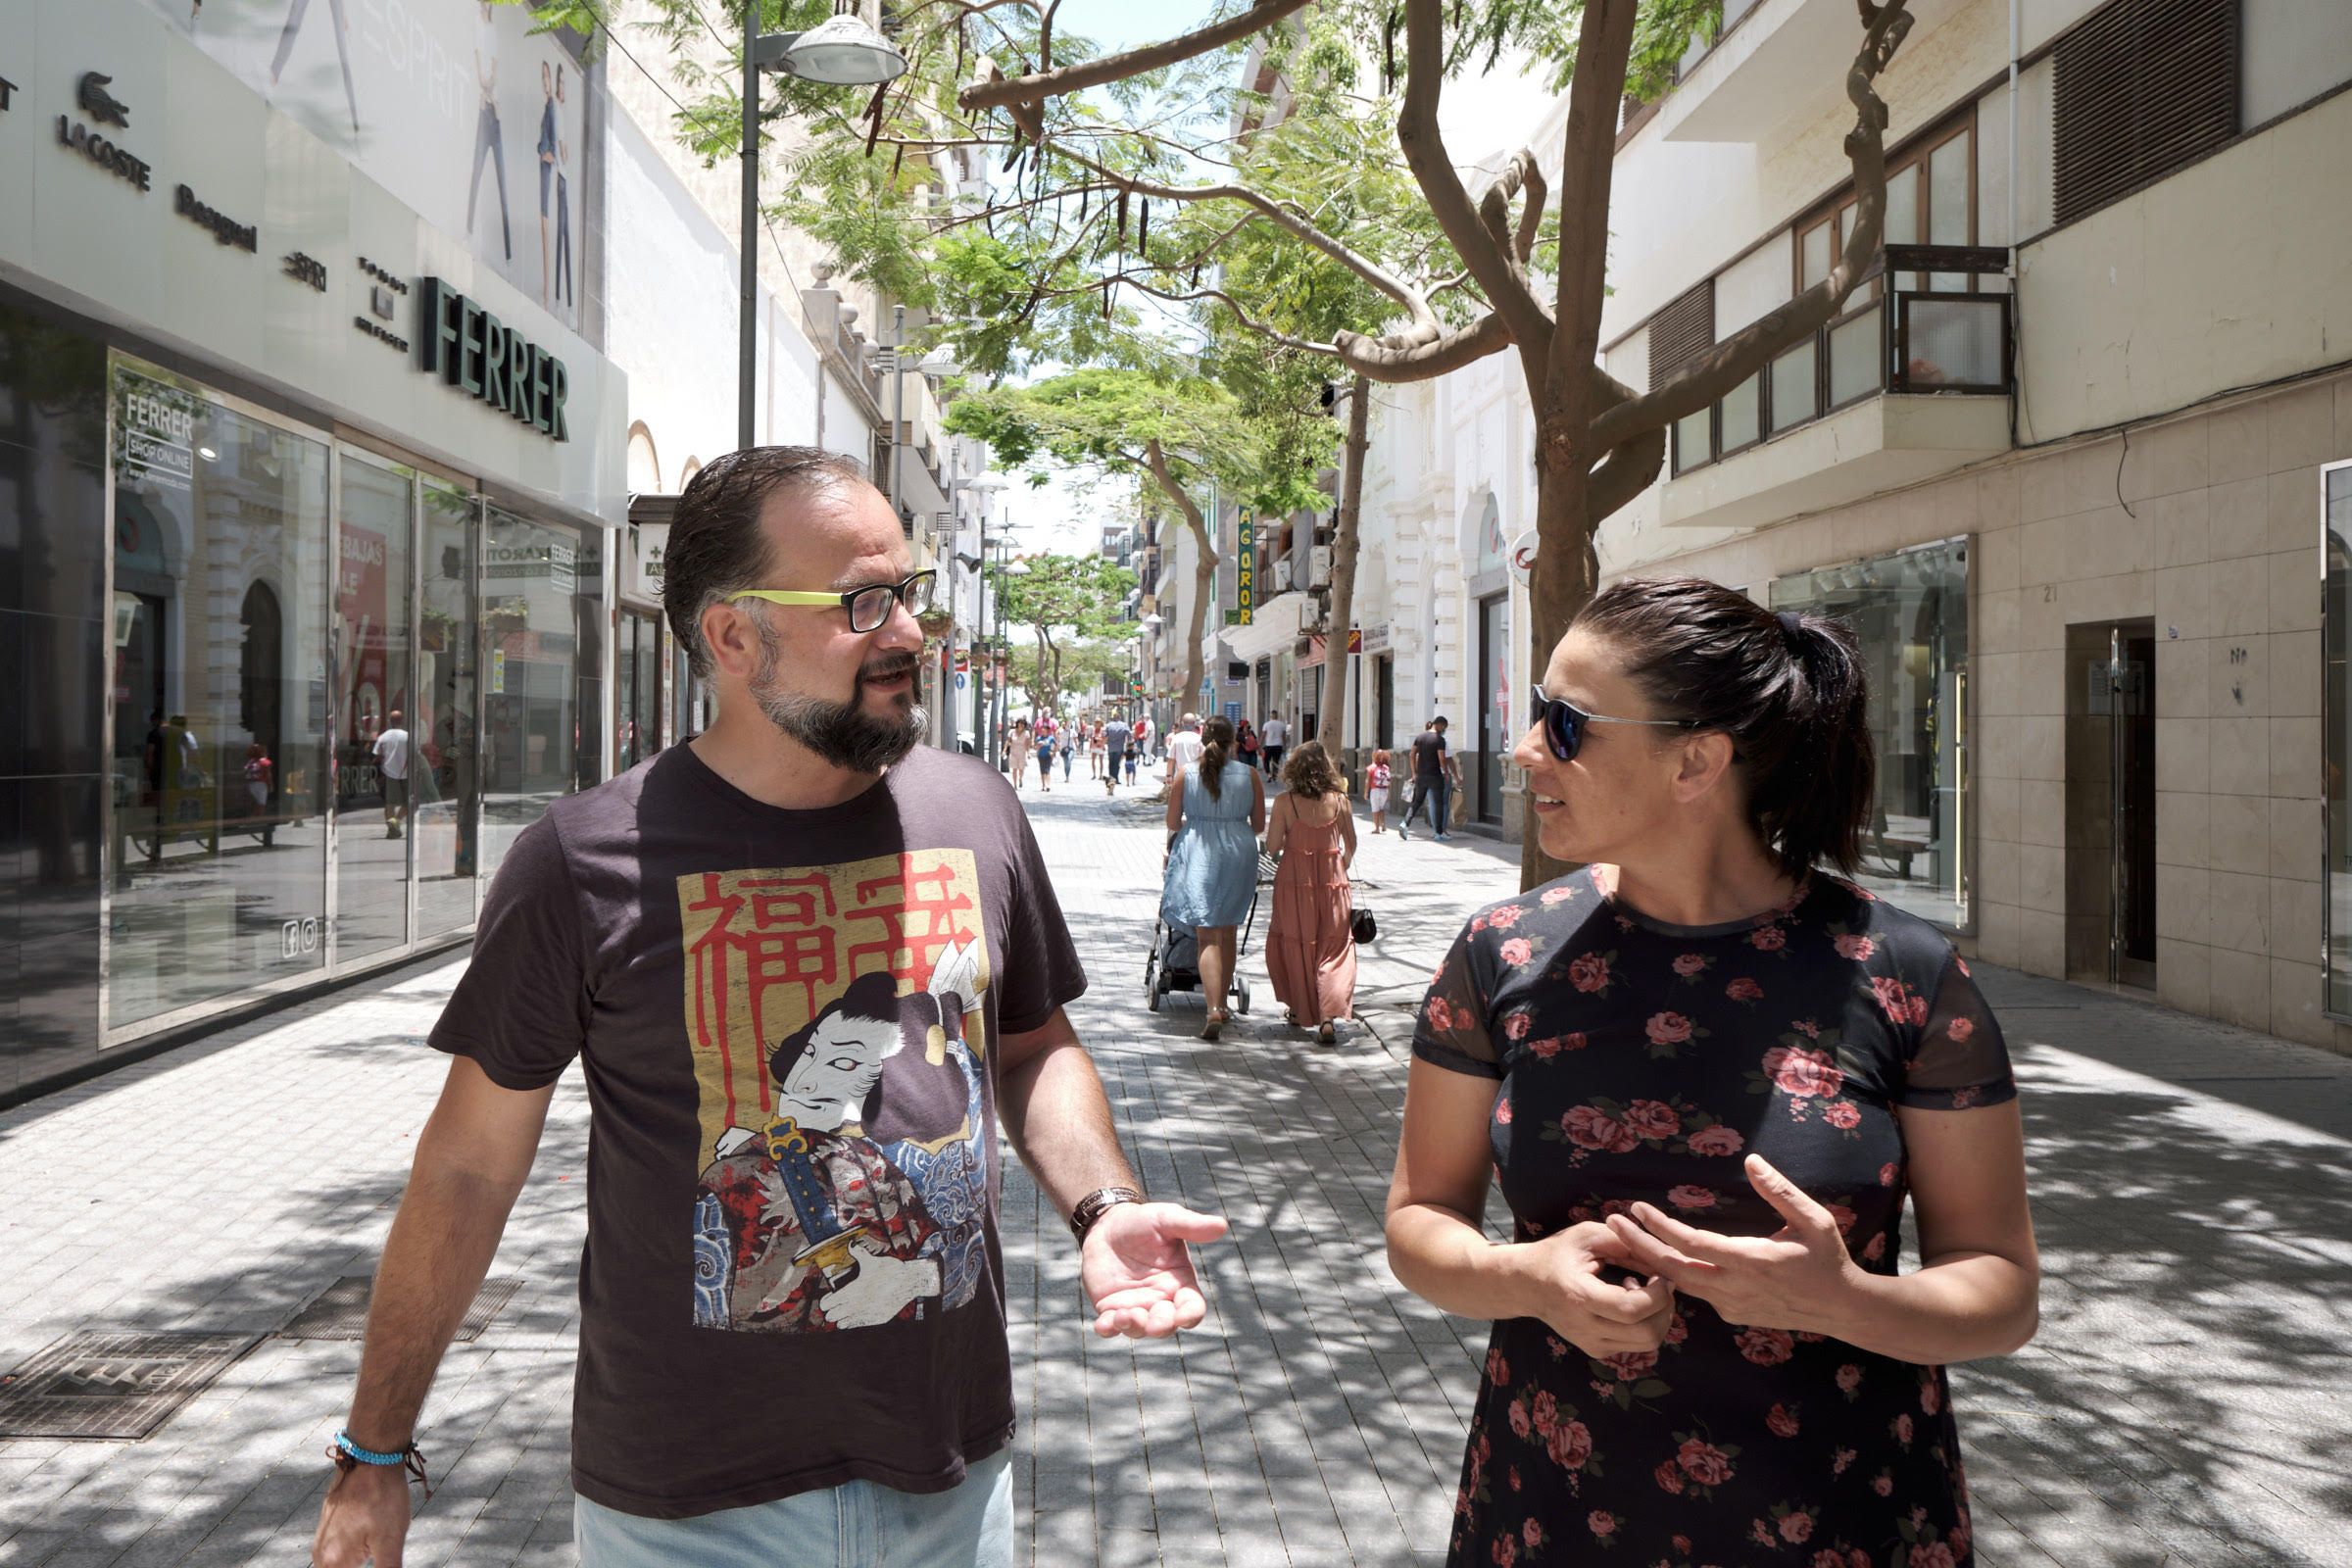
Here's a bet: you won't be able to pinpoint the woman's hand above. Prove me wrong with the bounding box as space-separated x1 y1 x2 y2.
1605 1154 1863 1334
1512 1221 1677 1357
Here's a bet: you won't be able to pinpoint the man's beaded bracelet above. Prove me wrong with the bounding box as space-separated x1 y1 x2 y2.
328 1430 433 1498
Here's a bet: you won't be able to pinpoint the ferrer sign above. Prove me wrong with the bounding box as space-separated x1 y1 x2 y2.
417 276 570 442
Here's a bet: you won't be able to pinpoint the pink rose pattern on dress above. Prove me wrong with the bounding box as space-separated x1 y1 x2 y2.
1426 871 2009 1567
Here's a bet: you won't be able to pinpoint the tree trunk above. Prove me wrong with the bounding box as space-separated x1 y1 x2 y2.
1143 438 1218 715
1318 374 1372 763
1516 436 1606 895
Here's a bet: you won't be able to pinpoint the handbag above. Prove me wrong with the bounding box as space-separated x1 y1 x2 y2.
1351 907 1377 945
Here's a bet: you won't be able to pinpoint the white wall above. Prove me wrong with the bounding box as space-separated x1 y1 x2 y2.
603 109 831 488
2016 87 2352 442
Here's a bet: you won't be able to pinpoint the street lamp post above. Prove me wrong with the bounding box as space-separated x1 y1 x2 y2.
739 3 906 451
949 464 1005 755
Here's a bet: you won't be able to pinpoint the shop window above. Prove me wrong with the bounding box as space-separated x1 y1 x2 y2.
107 363 332 1032
478 505 600 879
1770 538 1972 930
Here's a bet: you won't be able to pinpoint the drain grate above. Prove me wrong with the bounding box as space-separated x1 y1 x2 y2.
279 1275 526 1343
0 1331 258 1440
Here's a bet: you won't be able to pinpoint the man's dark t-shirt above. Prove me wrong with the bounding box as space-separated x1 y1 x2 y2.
1412 730 1449 781
430 744 1087 1518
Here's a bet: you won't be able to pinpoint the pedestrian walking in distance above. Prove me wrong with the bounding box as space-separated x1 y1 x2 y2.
1361 748 1394 834
1399 715 1461 841
1259 712 1289 779
1263 740 1356 1046
1005 716 1031 788
1103 714 1129 795
312 447 1226 1568
1160 714 1263 1041
1388 576 2036 1568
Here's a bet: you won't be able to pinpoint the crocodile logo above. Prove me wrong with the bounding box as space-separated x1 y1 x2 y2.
76 73 130 128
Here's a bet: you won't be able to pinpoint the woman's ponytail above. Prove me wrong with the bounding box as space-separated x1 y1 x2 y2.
1759 612 1875 880
1199 715 1237 800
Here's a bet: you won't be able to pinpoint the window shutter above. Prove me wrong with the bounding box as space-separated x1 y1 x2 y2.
1646 280 1715 389
2053 0 2237 227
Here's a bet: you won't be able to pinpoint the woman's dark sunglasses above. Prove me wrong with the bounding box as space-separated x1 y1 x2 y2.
1529 685 1697 762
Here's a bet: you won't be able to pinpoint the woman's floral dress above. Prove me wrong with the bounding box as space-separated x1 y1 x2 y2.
1413 869 2014 1568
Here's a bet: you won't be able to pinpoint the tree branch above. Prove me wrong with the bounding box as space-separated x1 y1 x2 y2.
1336 311 1514 382
1396 0 1551 354
956 0 1318 114
1544 0 1641 428
1046 143 1439 333
1588 0 1914 452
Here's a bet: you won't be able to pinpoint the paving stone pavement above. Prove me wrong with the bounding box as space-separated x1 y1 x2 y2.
2 773 2347 1566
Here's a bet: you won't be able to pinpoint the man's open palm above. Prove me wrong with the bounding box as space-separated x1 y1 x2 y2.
1080 1201 1228 1339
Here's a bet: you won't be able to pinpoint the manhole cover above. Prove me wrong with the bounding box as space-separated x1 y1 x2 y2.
0 1332 258 1440
279 1276 525 1343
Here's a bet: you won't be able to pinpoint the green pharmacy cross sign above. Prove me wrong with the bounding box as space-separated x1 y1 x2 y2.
417 277 570 442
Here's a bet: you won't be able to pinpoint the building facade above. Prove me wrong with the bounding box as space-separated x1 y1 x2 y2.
1 0 629 1101
1589 0 2352 1044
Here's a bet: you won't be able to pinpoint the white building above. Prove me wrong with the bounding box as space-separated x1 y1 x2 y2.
1583 0 2352 1045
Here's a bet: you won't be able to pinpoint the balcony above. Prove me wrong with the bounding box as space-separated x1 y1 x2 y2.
1662 246 2012 531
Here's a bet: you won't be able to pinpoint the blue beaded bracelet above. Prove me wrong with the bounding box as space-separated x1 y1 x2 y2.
332 1430 410 1466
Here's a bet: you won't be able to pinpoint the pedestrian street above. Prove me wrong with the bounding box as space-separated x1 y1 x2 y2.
0 777 2347 1566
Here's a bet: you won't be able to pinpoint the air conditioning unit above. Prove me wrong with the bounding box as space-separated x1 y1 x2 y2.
1271 558 1294 593
1308 546 1332 589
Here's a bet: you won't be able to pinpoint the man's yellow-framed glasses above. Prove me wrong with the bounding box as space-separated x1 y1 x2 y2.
729 570 937 634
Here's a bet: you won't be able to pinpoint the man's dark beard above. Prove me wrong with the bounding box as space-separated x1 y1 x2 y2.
753 632 926 773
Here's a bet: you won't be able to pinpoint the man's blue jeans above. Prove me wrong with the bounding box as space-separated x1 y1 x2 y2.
574 1446 1012 1567
1404 776 1450 836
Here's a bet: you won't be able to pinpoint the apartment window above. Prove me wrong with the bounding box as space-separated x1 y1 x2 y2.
2053 0 2238 226
1651 113 2007 471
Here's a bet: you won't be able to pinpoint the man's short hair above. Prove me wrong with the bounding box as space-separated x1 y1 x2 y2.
1181 712 1199 725
1430 715 1448 728
662 446 870 679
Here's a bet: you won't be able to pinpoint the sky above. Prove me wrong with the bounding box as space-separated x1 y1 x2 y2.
976 3 1563 562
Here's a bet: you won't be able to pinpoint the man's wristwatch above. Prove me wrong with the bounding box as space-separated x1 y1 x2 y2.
1068 1186 1144 1244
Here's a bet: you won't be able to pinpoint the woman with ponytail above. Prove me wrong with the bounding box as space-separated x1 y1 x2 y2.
1388 577 2035 1568
1162 714 1265 1039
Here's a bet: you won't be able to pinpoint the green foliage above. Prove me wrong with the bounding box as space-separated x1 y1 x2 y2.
989 551 1135 642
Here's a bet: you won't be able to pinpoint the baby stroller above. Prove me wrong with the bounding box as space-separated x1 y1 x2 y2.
1146 852 1279 1015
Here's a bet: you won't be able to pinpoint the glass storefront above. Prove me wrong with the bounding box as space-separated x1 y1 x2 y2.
102 357 606 1042
617 609 662 769
2323 464 2352 1014
108 368 333 1030
1770 538 1971 929
481 506 602 879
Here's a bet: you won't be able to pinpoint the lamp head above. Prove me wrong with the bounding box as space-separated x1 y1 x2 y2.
771 6 906 86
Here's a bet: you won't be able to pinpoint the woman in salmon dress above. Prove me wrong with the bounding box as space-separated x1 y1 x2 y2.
1265 740 1358 1045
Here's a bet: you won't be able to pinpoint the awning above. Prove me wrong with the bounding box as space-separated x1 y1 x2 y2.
1216 592 1310 664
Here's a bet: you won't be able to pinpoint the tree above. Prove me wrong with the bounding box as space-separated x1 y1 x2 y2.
561 0 1916 886
945 369 1318 710
955 0 1918 886
986 551 1137 720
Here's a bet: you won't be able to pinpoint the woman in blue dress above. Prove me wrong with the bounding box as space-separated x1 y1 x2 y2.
1163 715 1265 1040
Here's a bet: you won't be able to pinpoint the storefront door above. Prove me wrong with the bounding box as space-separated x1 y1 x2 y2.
1477 593 1511 823
479 505 603 878
2065 620 2158 990
332 451 416 963
617 609 662 769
